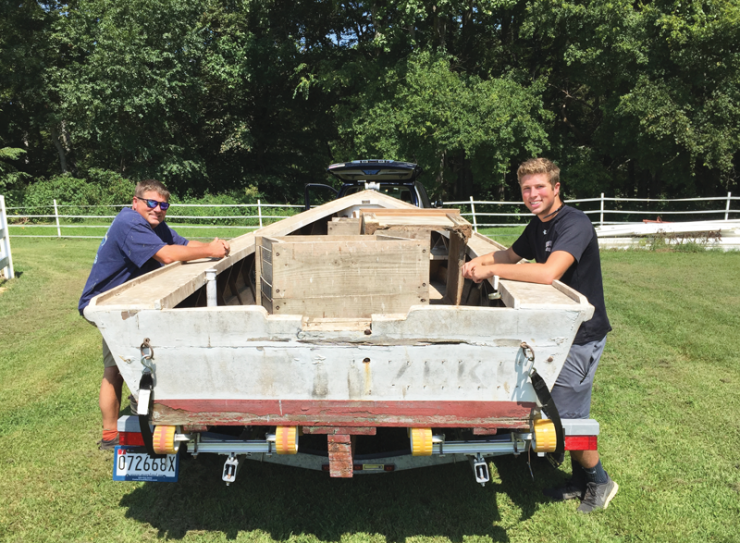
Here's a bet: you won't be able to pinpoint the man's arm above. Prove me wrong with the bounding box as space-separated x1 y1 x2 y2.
463 249 574 285
153 238 230 264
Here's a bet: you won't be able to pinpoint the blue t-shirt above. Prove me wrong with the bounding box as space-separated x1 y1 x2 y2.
78 207 188 315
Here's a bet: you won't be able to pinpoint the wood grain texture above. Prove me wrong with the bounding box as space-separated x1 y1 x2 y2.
259 236 429 318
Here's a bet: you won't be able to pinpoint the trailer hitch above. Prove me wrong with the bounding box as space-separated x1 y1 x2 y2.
470 453 490 487
222 454 240 485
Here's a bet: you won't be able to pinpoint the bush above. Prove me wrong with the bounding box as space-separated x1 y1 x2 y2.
18 171 136 223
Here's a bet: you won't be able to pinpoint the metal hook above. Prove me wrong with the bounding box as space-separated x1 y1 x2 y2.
140 338 154 371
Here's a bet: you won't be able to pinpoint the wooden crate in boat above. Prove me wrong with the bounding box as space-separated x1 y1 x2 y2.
255 235 430 318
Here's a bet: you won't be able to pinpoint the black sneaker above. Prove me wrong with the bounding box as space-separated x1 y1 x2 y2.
543 479 586 501
577 476 619 513
98 435 119 451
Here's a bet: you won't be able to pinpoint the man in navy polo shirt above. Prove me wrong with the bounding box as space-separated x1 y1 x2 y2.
463 158 617 513
79 179 230 450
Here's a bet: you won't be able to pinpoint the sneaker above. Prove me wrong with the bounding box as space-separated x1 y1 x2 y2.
98 434 119 451
577 476 619 513
543 479 586 501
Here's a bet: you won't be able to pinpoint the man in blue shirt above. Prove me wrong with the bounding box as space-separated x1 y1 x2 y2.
463 158 617 514
79 179 230 450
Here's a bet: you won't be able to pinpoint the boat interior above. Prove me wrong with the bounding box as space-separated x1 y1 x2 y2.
173 206 504 314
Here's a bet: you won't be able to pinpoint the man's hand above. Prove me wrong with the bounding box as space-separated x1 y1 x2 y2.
208 238 230 258
154 238 232 264
463 256 493 283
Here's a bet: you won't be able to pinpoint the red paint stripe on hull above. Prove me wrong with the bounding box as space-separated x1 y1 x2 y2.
153 399 536 427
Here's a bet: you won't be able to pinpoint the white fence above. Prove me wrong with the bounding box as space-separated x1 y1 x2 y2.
4 200 304 239
447 192 737 231
3 192 737 240
1 195 15 279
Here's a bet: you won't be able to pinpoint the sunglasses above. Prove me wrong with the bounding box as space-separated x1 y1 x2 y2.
137 197 170 211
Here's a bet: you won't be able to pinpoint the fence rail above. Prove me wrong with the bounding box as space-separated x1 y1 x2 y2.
3 192 737 240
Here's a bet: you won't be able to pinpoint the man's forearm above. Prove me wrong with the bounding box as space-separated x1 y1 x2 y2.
464 250 574 285
154 244 221 264
477 262 558 285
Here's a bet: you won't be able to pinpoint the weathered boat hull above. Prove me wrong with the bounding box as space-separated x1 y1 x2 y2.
86 190 593 437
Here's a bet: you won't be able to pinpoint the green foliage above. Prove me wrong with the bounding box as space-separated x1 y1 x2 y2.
1 0 738 201
0 147 31 197
334 51 551 199
19 171 136 222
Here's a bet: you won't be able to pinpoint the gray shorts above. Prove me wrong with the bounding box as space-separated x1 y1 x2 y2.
102 339 116 369
550 336 607 419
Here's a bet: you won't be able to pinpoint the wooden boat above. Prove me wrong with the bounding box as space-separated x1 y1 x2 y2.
85 191 597 482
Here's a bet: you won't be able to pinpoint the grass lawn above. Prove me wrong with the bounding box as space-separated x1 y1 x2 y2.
1 237 739 543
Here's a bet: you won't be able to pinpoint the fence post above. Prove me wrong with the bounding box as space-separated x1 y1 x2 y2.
469 196 478 233
257 200 263 229
726 192 732 221
600 193 605 228
0 195 15 279
53 199 61 238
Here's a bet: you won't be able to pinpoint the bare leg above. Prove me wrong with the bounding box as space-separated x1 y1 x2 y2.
571 449 599 469
100 366 123 432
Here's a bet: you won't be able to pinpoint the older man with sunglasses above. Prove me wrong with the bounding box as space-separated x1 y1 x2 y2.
79 179 230 450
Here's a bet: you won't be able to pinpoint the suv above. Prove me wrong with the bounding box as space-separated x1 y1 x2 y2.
304 160 436 210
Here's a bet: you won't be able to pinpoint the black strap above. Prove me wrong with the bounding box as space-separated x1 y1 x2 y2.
530 369 565 463
138 372 165 459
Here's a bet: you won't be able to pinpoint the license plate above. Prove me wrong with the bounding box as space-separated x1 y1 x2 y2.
112 446 179 482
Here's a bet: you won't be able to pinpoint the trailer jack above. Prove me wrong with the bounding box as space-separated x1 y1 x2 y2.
470 453 490 487
222 454 240 486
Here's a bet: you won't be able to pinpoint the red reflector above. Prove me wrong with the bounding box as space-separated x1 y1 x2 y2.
564 435 598 451
353 464 363 471
383 465 395 472
119 431 145 446
321 464 330 472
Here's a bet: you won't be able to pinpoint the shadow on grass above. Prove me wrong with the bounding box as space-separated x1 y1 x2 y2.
119 453 566 541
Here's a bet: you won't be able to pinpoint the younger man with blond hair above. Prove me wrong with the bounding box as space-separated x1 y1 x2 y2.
463 158 617 513
79 179 230 450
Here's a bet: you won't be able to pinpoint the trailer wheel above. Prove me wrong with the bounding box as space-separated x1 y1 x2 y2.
152 425 178 455
532 419 557 453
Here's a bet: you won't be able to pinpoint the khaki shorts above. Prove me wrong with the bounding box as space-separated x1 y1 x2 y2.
102 339 117 368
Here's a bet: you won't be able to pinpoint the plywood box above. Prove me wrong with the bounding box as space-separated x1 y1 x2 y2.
256 235 429 318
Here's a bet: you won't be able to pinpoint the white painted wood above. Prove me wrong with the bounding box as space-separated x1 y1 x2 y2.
0 195 14 279
596 219 740 237
88 302 590 419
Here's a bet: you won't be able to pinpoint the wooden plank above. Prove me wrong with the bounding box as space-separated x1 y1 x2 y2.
443 227 467 305
328 218 361 235
327 434 354 478
254 237 263 306
359 208 460 217
303 426 377 435
302 318 372 332
264 236 429 318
